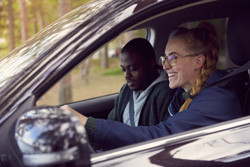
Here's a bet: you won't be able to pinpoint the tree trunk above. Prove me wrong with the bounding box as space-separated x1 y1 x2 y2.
81 58 91 84
7 0 15 50
33 18 38 34
58 0 72 104
59 74 72 104
59 0 71 16
37 8 45 29
102 44 109 68
19 0 29 42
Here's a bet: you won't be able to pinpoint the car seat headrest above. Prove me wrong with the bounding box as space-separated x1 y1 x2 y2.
227 15 250 66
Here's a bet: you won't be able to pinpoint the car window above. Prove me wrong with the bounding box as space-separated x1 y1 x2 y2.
37 29 146 106
37 18 230 106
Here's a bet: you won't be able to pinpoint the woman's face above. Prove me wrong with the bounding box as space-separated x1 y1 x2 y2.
163 38 204 91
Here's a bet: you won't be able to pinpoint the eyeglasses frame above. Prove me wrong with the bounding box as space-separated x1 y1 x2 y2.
160 53 199 67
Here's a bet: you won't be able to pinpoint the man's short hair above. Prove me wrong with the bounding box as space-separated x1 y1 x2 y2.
121 38 155 61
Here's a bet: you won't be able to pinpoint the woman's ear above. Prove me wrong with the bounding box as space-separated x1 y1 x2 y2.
195 54 206 69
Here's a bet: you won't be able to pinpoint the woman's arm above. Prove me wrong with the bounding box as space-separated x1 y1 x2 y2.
61 105 88 126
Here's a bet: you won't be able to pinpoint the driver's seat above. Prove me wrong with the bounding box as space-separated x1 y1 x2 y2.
226 14 250 115
207 14 250 116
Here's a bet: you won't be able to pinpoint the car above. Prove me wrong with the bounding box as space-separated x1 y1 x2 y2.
0 0 249 166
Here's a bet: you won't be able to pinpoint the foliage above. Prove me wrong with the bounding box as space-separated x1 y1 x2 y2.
91 57 123 76
0 0 91 58
101 68 123 76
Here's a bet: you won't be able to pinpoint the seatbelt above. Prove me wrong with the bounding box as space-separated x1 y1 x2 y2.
205 61 250 115
207 61 250 87
129 92 135 127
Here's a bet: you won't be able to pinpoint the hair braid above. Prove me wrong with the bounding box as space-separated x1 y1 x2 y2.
177 22 219 112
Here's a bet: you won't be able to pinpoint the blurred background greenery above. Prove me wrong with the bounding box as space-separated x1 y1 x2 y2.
0 0 92 58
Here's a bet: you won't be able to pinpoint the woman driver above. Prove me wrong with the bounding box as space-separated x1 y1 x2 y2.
62 22 242 150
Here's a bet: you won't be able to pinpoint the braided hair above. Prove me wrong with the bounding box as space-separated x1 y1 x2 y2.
169 22 219 112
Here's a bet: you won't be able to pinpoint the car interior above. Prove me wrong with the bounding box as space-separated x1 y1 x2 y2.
35 0 250 151
48 2 249 122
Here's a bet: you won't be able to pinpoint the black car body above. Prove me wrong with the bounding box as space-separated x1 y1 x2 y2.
0 0 249 166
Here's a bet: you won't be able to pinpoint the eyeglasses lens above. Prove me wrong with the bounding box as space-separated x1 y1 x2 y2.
161 55 176 66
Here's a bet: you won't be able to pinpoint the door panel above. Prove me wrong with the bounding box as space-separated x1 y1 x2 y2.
68 94 117 119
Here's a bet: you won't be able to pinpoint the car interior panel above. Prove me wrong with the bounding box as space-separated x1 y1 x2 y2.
68 94 117 119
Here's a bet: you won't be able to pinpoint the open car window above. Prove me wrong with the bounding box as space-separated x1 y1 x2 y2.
37 29 146 106
36 18 232 107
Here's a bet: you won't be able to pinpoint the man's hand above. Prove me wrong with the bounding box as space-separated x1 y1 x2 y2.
61 105 88 126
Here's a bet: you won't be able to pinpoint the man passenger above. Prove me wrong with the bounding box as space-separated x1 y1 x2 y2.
107 38 176 126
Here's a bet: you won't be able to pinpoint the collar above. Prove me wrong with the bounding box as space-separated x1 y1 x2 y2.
182 89 191 100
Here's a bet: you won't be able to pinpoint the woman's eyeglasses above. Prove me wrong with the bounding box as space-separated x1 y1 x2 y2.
160 53 199 67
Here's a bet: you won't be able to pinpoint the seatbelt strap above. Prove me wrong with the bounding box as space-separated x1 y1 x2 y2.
129 92 135 127
207 61 250 87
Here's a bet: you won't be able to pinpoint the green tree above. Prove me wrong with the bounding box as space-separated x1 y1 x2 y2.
0 0 91 58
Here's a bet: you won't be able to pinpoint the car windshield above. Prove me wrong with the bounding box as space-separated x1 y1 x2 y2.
0 0 112 92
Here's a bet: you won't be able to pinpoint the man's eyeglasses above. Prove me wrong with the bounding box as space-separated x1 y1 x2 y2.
160 53 199 67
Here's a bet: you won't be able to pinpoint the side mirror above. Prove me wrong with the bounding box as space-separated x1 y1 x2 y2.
15 106 93 167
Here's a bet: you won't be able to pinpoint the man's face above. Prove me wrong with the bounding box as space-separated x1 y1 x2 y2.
120 52 153 91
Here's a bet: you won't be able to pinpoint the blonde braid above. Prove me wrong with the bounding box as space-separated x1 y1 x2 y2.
179 59 213 112
178 22 219 112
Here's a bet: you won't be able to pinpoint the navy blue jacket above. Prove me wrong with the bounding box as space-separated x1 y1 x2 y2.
86 70 243 150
